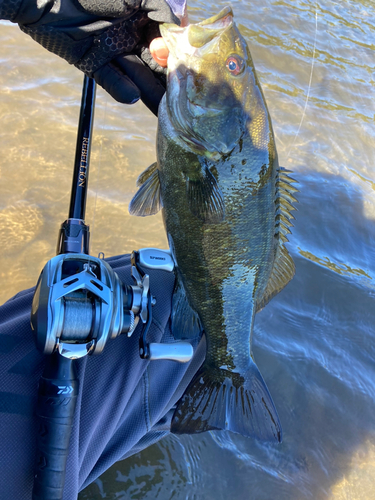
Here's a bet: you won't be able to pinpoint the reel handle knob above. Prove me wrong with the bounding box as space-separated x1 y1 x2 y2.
148 342 193 363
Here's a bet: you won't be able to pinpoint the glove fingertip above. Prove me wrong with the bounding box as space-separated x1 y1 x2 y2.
147 11 179 24
141 0 180 24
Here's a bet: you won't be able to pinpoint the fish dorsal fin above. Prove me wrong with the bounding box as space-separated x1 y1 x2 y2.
256 168 298 312
171 275 203 340
256 244 295 312
129 162 163 217
276 167 298 244
186 166 225 224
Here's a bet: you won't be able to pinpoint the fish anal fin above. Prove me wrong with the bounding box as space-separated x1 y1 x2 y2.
172 276 202 340
129 163 163 217
171 361 282 443
187 166 225 224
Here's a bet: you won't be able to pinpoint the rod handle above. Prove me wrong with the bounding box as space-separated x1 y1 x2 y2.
32 354 78 500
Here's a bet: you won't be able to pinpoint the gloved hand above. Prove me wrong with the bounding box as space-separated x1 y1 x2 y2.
1 0 182 115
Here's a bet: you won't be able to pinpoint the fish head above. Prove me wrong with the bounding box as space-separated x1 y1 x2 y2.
160 7 259 160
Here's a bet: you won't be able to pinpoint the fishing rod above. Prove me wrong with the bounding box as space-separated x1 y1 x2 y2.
30 75 193 500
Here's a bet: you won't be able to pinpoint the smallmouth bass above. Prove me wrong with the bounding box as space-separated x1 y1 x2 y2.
130 7 297 442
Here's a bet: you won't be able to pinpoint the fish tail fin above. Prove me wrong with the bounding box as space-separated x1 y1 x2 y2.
171 361 282 442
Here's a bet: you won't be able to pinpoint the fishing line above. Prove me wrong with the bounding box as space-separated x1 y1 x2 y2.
88 91 109 258
286 1 318 159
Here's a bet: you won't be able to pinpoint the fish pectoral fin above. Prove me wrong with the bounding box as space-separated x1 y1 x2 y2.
187 166 225 224
129 163 163 217
171 362 282 443
172 275 203 340
136 162 158 187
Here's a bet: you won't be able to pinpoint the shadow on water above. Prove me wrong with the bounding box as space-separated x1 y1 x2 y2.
79 168 375 500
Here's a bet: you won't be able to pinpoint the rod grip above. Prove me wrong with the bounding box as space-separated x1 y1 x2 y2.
32 354 79 500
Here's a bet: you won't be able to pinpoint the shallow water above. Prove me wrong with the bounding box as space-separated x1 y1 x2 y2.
1 0 375 498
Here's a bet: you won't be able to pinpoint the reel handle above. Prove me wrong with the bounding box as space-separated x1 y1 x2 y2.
134 248 194 364
32 354 78 500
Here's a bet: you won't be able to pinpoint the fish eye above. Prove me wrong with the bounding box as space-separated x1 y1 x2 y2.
226 55 244 76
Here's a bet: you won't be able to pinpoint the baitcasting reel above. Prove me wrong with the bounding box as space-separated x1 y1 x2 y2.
31 246 193 363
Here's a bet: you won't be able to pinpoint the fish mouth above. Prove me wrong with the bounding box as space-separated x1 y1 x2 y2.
160 6 234 57
160 7 235 159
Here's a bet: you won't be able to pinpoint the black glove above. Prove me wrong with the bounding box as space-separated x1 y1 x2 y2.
1 0 178 115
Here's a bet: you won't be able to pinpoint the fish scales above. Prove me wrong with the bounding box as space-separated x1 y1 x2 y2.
157 137 276 366
130 6 296 442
